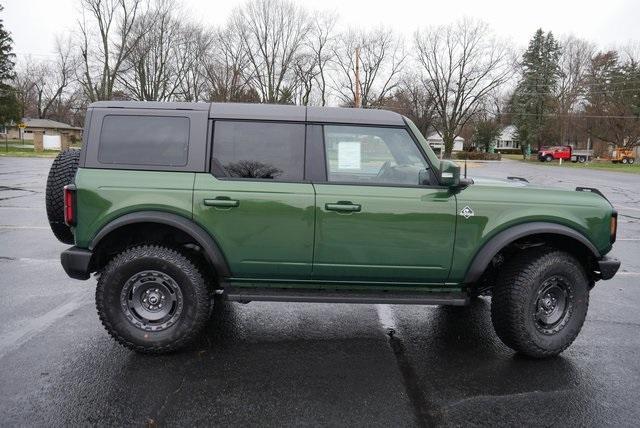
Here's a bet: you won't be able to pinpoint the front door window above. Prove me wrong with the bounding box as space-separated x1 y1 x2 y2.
323 125 431 186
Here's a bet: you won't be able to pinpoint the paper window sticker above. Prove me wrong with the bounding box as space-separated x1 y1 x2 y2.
338 141 361 169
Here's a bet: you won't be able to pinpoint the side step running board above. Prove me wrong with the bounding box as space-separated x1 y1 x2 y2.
224 287 469 306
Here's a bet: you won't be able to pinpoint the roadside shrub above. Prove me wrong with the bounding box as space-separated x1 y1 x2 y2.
456 152 501 160
495 148 522 155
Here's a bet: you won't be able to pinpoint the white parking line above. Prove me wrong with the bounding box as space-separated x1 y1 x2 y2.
617 206 640 212
375 304 397 333
0 293 89 360
0 225 48 229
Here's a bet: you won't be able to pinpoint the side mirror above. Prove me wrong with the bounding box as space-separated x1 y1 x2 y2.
439 160 460 187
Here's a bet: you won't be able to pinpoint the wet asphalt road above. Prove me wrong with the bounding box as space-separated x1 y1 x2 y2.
0 157 639 427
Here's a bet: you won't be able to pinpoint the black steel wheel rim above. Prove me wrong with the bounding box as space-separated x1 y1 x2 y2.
533 275 573 335
120 270 184 332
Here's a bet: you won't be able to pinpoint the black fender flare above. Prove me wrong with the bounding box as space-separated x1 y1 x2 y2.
463 222 601 284
90 211 231 278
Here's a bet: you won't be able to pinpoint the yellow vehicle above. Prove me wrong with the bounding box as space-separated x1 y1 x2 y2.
611 148 636 164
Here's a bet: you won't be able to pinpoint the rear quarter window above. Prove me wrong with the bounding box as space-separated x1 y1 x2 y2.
98 115 190 166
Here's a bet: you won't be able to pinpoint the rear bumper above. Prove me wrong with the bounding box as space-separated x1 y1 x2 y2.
61 246 93 280
597 256 620 280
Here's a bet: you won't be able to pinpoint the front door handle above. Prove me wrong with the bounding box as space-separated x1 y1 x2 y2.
204 197 239 208
325 201 361 212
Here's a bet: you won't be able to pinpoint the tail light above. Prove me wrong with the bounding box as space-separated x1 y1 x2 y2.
64 184 77 226
610 211 617 243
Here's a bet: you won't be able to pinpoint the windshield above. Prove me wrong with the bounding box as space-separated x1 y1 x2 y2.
404 117 440 171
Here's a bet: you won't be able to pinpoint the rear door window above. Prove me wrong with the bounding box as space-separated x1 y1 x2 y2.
212 121 305 181
98 115 190 166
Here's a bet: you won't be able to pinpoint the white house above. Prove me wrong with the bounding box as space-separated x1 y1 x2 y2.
495 125 519 150
426 132 464 153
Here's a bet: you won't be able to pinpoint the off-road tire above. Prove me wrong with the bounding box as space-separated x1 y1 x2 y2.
491 248 589 358
46 149 80 244
96 245 211 354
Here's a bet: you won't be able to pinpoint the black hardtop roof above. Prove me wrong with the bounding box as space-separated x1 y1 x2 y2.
88 101 405 126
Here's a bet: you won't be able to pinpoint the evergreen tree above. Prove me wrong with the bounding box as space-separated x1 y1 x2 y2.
472 119 501 153
0 3 15 82
585 52 640 148
512 29 562 157
0 3 20 127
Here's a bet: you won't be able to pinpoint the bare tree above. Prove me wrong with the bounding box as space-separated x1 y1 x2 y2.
14 38 75 119
232 0 312 103
415 18 514 157
554 36 594 143
38 38 75 118
309 11 337 106
120 0 185 101
382 76 435 136
333 27 406 107
78 0 144 101
202 23 255 102
292 52 318 105
175 24 210 102
13 61 36 118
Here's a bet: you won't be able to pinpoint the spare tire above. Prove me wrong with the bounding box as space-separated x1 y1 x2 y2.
46 149 80 244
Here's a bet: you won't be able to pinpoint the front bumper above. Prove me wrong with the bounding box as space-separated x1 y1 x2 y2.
61 246 93 280
596 256 620 280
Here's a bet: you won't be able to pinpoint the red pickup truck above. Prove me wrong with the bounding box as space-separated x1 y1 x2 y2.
539 146 595 163
538 146 572 162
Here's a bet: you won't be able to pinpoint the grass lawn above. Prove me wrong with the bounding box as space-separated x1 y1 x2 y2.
0 140 82 158
0 146 62 158
509 156 640 174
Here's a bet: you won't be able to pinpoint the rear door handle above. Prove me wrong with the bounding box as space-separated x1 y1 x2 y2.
204 197 239 208
325 202 361 212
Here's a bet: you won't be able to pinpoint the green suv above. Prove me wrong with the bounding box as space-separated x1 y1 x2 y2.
46 101 620 358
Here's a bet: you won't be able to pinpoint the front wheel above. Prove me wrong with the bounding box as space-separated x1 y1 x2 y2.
622 157 628 164
628 158 635 164
491 248 589 358
545 155 553 162
96 245 211 354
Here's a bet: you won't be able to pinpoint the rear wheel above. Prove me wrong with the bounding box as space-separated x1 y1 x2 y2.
578 156 586 163
46 150 80 244
96 245 211 354
491 248 589 358
628 158 635 164
622 157 628 164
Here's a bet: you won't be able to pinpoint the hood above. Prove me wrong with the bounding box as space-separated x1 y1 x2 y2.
470 176 529 188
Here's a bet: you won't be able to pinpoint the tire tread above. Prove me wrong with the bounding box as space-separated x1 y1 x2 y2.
491 247 589 358
95 245 210 354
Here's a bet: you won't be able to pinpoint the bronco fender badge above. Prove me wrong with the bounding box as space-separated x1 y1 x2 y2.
460 206 474 219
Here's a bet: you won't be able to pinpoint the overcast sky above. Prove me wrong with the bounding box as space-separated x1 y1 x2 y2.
4 0 640 60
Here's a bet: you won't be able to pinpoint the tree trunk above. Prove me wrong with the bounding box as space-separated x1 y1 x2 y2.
443 135 454 159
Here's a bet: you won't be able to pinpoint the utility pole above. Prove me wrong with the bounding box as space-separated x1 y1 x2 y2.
354 46 362 108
